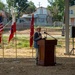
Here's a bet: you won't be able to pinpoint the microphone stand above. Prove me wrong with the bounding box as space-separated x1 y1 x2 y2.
44 32 57 40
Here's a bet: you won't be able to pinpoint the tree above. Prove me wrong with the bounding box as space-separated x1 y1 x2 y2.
25 1 36 14
15 0 29 12
0 1 5 10
6 0 29 17
6 0 13 15
70 0 75 6
47 0 64 21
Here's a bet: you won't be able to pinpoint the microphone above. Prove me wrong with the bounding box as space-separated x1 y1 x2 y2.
44 32 48 34
44 32 57 40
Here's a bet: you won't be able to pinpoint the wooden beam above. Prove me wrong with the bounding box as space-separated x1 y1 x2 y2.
65 0 69 54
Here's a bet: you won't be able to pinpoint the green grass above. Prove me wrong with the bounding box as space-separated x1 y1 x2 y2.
0 36 30 49
0 32 73 49
3 26 75 52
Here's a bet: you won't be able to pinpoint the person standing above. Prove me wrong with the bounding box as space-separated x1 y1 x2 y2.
33 26 42 65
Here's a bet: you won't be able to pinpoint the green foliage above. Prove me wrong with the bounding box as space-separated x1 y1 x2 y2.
0 1 5 10
25 1 36 14
70 0 75 6
47 0 65 21
6 0 14 7
1 36 30 49
6 0 29 17
6 0 36 18
15 0 29 12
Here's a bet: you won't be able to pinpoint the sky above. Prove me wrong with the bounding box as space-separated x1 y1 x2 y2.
28 0 49 7
1 0 6 4
1 0 49 8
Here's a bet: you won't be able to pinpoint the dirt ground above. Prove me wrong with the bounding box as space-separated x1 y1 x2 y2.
0 48 75 75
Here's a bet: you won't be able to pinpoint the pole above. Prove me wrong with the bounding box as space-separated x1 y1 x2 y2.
15 32 17 59
2 32 4 62
0 33 4 62
65 0 69 54
32 46 34 58
11 6 17 59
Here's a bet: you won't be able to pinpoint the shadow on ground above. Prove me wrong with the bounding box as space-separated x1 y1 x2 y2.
0 57 75 75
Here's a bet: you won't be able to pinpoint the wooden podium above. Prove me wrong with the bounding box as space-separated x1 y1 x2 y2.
37 39 57 66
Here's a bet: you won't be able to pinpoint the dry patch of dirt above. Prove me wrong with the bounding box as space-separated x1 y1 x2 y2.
0 48 75 75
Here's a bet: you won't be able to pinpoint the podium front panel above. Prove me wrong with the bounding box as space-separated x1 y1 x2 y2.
38 40 45 65
38 39 57 66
